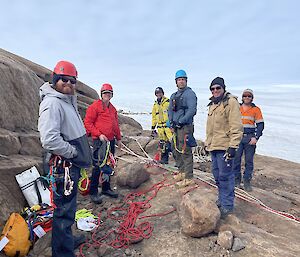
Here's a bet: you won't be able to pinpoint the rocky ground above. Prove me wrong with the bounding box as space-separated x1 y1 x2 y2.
14 133 299 257
0 49 299 257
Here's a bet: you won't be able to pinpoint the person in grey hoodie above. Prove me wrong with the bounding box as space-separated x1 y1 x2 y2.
168 69 197 187
38 61 91 257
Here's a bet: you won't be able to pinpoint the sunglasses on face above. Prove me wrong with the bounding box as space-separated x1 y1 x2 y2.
60 76 77 84
210 86 222 91
242 95 253 98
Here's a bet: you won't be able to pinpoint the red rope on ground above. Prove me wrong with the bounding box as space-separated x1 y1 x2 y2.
77 173 177 257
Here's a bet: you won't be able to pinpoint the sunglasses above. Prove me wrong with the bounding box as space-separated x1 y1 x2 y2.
242 95 253 98
210 86 222 91
60 76 77 84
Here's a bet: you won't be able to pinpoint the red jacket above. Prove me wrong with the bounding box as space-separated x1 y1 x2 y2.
84 100 121 141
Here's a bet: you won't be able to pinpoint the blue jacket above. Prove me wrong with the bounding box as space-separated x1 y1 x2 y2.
38 82 92 168
168 86 197 126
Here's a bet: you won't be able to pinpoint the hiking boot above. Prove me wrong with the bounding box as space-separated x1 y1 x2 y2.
220 207 233 219
174 172 185 182
102 189 118 198
243 180 253 192
90 194 104 204
176 178 194 188
74 234 85 249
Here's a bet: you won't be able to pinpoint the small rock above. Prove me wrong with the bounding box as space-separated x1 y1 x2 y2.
217 231 233 250
232 237 246 252
213 243 221 252
125 248 132 256
97 245 115 256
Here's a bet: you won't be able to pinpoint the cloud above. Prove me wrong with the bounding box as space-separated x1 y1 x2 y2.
0 0 299 90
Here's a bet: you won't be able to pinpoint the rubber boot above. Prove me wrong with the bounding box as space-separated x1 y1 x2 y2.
243 179 253 192
102 181 118 198
159 151 169 164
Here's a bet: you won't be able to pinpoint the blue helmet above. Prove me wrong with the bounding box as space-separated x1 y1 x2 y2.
175 69 187 80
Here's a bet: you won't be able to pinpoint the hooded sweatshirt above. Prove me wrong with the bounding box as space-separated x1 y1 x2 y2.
38 82 91 168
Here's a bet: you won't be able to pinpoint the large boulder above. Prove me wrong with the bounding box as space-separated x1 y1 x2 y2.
19 132 43 156
178 189 220 237
0 129 21 156
116 162 150 188
0 155 42 227
0 51 42 131
127 136 152 157
118 114 143 136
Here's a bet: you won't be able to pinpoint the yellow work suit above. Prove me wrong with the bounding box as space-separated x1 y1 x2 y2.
151 96 173 141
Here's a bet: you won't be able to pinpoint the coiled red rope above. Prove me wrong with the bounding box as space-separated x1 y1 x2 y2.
78 174 176 256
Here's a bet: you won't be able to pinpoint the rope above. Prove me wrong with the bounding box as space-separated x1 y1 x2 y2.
172 134 187 154
77 174 176 257
98 141 111 168
118 143 300 225
193 145 211 163
127 136 153 159
193 172 300 224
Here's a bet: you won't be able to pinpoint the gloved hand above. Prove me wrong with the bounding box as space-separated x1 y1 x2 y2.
175 123 183 129
203 146 210 155
226 147 236 159
166 120 171 128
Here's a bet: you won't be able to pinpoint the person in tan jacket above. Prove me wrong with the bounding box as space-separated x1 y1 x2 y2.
206 77 243 218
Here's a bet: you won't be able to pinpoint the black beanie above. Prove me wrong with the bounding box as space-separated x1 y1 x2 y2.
155 87 164 95
210 77 226 90
52 73 60 86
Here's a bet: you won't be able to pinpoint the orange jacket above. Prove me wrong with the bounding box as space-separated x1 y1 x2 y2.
240 103 264 139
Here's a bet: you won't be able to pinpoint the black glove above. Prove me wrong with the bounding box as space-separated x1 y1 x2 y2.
227 147 236 159
203 146 210 155
175 122 183 129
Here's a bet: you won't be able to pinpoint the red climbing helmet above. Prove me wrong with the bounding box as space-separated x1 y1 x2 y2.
101 83 113 95
53 61 78 77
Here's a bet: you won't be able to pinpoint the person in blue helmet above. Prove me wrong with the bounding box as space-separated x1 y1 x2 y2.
168 70 197 187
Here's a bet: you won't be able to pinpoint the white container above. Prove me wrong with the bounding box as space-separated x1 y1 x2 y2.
15 166 51 207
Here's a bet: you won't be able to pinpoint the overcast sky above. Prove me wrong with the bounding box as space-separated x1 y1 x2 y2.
1 0 299 95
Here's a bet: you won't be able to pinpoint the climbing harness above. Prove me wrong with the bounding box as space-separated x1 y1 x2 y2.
48 155 75 207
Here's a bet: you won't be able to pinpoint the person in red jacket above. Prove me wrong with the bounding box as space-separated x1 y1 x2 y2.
84 83 121 203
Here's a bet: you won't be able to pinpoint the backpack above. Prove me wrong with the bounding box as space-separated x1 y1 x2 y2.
0 213 31 257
